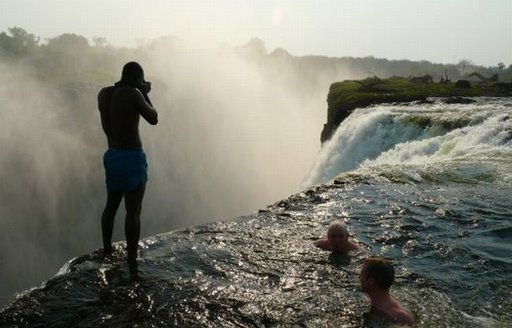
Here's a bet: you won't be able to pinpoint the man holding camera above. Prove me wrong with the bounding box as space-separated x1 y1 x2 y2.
97 62 158 271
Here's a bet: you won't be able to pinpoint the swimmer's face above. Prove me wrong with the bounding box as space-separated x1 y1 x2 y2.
327 226 348 249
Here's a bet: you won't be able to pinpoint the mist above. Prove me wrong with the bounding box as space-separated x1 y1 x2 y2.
0 61 101 305
0 37 335 306
140 40 330 225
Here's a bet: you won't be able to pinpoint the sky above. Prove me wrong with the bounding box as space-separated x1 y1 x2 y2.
0 0 511 67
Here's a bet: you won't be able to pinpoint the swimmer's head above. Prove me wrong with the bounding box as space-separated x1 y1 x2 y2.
327 220 349 249
360 256 395 292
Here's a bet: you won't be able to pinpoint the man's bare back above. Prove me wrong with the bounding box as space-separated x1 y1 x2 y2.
98 85 157 149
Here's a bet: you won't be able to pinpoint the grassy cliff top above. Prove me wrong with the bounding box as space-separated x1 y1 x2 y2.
327 76 511 110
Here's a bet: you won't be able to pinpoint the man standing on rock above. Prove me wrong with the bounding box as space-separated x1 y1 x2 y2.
97 62 158 271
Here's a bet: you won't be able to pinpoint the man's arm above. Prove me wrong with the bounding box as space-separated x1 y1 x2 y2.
133 89 158 125
314 239 332 251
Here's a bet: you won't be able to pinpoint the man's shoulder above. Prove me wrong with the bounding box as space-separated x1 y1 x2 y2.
314 239 332 250
98 85 116 99
113 86 143 99
99 85 116 93
99 85 142 102
389 306 414 325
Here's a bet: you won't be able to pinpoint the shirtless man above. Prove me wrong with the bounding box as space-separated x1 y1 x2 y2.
359 256 414 326
314 220 360 253
97 62 158 270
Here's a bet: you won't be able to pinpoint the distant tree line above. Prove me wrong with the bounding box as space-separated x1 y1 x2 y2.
236 38 512 83
1 27 511 91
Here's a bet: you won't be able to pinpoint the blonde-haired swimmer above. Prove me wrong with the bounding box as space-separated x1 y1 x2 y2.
314 220 360 253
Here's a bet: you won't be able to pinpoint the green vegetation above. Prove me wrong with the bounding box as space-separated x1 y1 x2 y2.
329 76 510 109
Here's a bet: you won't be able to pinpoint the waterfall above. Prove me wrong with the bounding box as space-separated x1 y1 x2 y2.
304 99 512 186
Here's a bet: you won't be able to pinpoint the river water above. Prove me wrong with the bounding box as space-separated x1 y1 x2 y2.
1 98 511 327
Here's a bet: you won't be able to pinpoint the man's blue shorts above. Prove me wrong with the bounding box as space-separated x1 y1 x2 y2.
103 148 148 192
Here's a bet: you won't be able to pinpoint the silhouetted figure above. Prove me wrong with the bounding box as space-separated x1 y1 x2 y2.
98 62 158 271
359 256 414 326
314 220 360 253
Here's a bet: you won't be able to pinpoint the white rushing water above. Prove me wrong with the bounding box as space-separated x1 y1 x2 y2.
303 98 512 186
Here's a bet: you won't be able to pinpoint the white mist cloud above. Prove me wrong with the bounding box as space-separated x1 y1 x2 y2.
272 7 284 26
138 39 326 227
0 61 104 305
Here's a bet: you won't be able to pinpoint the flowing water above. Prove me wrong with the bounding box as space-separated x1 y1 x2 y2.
1 98 511 327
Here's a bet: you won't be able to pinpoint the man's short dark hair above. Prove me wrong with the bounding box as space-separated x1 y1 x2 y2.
121 61 144 82
364 256 395 290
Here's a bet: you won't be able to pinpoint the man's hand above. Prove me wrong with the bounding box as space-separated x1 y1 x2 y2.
141 81 152 94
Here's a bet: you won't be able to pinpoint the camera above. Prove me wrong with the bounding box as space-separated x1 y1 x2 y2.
140 81 152 94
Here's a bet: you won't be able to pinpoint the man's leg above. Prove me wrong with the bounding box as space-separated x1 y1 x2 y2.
124 183 146 265
101 191 123 253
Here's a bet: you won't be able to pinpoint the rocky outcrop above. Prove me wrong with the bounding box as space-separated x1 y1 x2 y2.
455 80 471 88
409 74 433 84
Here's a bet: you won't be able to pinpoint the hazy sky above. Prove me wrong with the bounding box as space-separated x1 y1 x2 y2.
1 0 511 66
